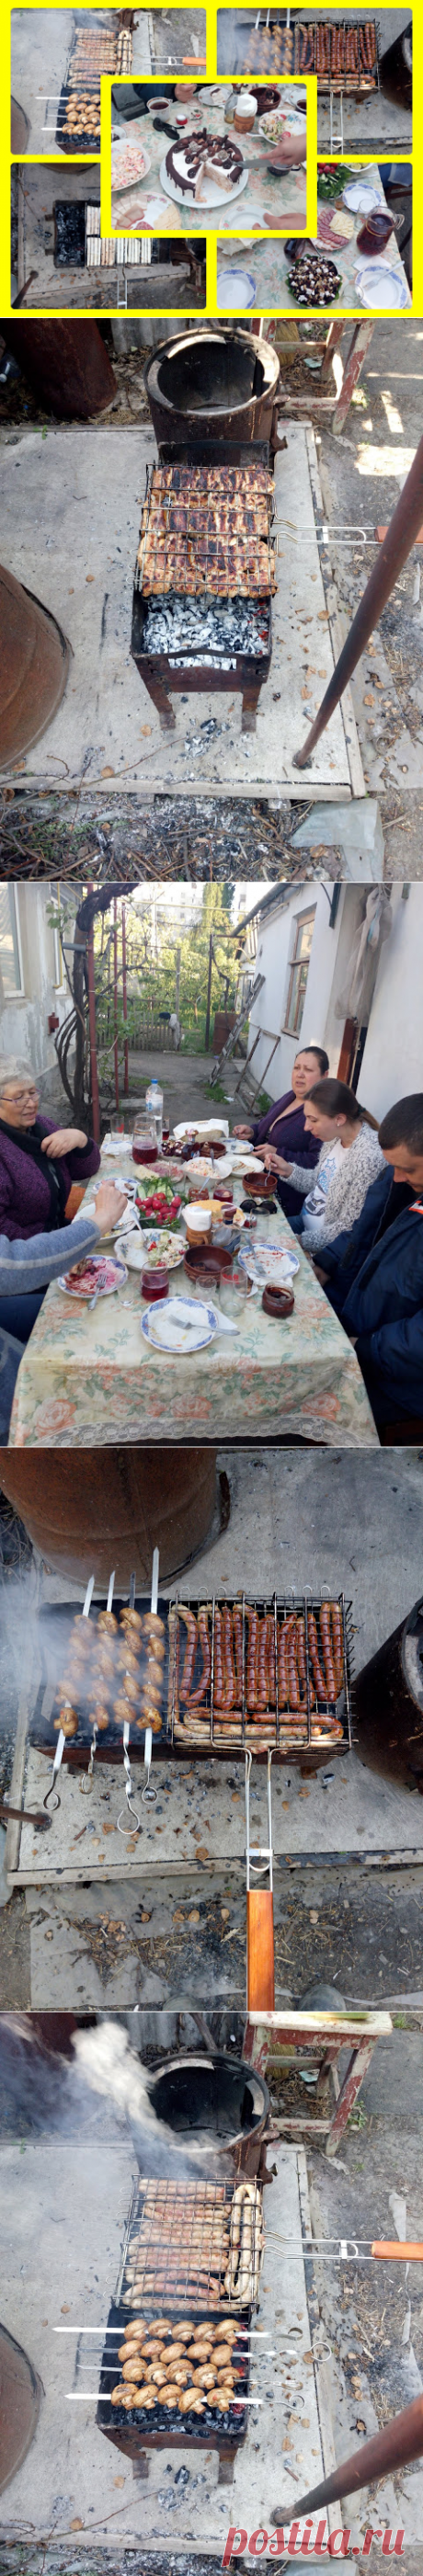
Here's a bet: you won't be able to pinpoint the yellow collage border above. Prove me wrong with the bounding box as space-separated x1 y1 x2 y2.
2 0 419 322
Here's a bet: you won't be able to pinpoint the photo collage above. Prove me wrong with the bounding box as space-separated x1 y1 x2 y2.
0 0 422 2571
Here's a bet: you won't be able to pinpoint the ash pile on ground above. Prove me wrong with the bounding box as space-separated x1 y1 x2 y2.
0 788 341 881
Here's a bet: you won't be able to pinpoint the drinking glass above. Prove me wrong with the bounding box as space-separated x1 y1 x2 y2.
219 1267 248 1321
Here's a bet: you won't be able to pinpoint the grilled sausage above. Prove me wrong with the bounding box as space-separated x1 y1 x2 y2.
187 1605 211 1705
178 1607 198 1699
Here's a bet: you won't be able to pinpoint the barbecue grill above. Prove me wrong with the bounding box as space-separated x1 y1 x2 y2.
131 457 275 732
29 1587 354 1774
97 2052 268 2469
55 19 132 155
224 16 380 146
132 327 280 729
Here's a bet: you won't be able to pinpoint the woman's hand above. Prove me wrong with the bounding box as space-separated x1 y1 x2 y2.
41 1127 87 1157
233 1123 253 1139
261 1145 292 1178
313 1264 329 1286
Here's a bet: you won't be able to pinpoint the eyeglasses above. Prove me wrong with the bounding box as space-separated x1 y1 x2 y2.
1 1086 39 1106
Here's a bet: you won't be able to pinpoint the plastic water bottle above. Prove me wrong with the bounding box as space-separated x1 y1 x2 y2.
145 1077 163 1150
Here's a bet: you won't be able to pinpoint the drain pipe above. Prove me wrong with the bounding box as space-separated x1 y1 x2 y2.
293 430 423 769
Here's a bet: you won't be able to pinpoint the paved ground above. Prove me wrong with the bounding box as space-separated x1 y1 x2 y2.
317 320 423 862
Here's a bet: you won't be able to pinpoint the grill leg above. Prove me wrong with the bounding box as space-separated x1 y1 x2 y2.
242 683 260 734
135 667 176 731
218 2446 235 2484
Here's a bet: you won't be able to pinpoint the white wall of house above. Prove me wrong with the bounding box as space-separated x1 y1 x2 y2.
0 884 71 1103
359 886 422 1118
246 883 423 1120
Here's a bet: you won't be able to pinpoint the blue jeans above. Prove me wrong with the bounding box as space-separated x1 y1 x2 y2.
0 1292 46 1442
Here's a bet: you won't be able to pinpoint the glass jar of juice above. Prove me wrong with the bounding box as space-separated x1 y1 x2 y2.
132 1117 158 1168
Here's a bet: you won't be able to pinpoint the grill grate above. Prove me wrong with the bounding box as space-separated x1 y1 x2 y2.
243 15 379 88
167 1590 353 1755
31 1589 353 1768
55 22 132 153
116 2175 263 2310
136 462 276 600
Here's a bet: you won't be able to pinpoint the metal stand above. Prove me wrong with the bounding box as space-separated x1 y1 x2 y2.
243 2007 392 2156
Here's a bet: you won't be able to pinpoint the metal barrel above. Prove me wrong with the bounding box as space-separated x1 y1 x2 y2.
355 1596 423 1790
2 320 117 420
0 1447 220 1587
0 564 71 767
143 326 280 453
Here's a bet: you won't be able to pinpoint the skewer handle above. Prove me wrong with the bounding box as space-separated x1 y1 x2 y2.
372 2241 423 2262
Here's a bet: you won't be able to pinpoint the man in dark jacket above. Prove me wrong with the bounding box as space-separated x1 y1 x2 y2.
339 1095 423 1430
314 1167 414 1317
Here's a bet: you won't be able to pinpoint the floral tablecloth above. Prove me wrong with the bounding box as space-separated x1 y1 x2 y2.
217 160 410 307
110 83 307 234
9 1164 378 1449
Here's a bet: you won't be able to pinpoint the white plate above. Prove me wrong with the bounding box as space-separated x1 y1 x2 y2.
354 260 408 311
241 1240 300 1287
230 1150 264 1175
258 104 306 135
116 1228 184 1273
217 268 256 308
343 180 381 213
160 152 249 211
111 139 151 190
185 1151 234 1182
59 1255 128 1300
142 1294 218 1353
174 1120 229 1141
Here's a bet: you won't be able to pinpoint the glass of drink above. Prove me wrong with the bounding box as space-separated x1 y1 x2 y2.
219 1266 248 1320
132 1117 158 1168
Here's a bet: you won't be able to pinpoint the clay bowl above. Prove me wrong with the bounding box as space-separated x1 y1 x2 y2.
244 1169 276 1200
184 1247 233 1288
261 1283 295 1320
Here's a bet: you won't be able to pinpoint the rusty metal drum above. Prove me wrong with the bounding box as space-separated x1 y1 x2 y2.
0 1447 221 1587
3 320 117 421
0 564 71 767
143 326 280 456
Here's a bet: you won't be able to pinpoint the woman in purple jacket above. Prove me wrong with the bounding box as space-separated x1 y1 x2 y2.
0 1056 101 1351
234 1044 329 1221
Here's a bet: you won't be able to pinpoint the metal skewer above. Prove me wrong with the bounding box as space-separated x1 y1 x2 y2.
81 1569 114 1795
143 1545 159 1805
44 1575 95 1809
117 1569 142 1835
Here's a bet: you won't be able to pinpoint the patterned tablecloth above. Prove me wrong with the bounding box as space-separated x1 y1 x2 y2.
110 83 307 233
9 1153 378 1449
217 160 410 307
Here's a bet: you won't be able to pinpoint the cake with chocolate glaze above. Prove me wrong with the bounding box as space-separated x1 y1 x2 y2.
166 127 244 199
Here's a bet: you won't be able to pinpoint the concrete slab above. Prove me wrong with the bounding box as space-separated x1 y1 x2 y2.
0 423 360 798
292 798 384 881
0 2130 331 2550
12 1738 423 1898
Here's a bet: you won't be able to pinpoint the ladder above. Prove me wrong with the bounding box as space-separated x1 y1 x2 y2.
209 973 265 1088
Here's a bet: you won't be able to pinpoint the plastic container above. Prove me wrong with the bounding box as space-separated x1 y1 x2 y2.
234 91 257 131
145 1077 164 1150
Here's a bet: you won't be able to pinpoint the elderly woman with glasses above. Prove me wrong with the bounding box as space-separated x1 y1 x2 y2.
0 1055 101 1361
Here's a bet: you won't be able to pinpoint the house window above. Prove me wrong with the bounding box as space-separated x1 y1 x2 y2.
0 886 23 997
284 910 315 1036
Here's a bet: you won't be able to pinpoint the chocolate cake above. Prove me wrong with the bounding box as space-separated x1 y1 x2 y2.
166 127 244 199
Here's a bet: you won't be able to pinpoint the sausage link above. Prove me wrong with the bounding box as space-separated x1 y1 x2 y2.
287 1623 301 1711
329 1601 344 1695
277 1614 295 1709
233 1605 244 1702
268 1617 276 1707
179 1609 199 1701
319 1603 337 1700
213 1605 225 1706
223 1605 235 1710
246 1605 259 1711
295 1615 307 1703
257 1613 270 1710
187 1607 211 1706
307 1612 326 1704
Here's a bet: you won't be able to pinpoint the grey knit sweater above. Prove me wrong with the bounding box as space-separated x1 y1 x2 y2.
289 1121 385 1250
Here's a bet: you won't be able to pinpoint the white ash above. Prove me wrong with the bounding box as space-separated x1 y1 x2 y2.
143 592 270 660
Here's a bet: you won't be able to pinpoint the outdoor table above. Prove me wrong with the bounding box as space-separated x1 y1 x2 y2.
217 159 410 307
110 81 307 234
8 1152 378 1449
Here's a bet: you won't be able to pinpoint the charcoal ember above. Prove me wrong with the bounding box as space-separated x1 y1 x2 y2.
143 594 270 663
